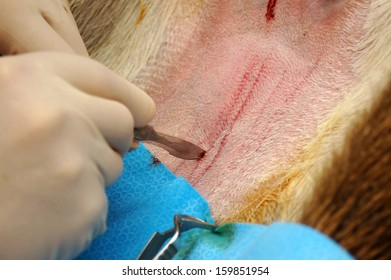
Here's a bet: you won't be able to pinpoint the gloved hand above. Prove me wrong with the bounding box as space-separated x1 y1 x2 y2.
0 0 87 55
0 52 155 259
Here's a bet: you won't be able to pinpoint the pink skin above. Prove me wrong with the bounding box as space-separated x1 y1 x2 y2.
134 0 370 220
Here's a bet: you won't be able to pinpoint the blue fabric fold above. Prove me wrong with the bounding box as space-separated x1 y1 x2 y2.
76 144 352 260
76 144 212 260
174 222 353 260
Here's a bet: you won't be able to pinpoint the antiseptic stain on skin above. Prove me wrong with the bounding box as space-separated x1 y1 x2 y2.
174 224 236 259
133 0 147 27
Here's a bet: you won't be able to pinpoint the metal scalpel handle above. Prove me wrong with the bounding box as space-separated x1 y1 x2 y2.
132 125 206 160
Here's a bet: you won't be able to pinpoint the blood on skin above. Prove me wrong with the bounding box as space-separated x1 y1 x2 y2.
151 156 161 166
194 57 266 185
198 151 206 159
266 0 277 22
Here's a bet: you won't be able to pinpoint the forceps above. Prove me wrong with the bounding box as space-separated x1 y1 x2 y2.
137 214 218 260
132 125 206 160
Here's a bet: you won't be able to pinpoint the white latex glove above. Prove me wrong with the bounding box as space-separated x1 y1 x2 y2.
0 0 87 55
0 52 156 259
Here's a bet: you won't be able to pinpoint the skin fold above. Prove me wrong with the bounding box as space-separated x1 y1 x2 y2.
69 0 391 259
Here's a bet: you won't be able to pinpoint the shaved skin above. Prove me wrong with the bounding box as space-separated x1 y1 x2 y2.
134 0 370 221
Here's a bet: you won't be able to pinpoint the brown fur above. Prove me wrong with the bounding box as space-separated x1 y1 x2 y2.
301 78 391 260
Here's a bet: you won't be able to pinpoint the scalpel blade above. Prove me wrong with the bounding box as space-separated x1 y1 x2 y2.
132 125 206 160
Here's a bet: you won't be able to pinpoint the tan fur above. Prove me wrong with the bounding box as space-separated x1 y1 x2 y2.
69 0 391 258
301 77 391 260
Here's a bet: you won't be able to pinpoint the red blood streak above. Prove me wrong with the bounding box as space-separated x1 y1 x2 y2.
193 59 267 185
174 57 262 175
151 156 161 165
266 0 277 22
198 150 206 159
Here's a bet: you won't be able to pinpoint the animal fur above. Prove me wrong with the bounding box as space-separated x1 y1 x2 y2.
301 78 391 259
68 0 391 259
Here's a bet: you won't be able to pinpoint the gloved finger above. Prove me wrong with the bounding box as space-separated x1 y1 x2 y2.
0 1 86 55
57 96 125 186
92 139 124 187
56 168 109 259
44 52 156 128
39 0 88 55
70 85 135 156
89 138 123 187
